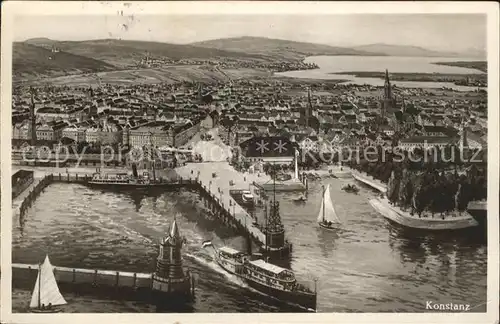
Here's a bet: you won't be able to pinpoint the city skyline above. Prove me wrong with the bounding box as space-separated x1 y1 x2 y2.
14 14 486 53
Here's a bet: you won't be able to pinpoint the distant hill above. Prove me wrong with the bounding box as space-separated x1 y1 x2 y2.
351 43 462 57
190 36 384 60
13 42 116 78
24 37 59 47
459 47 487 59
22 38 271 68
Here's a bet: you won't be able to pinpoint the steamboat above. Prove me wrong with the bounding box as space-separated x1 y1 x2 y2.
88 163 168 189
88 139 172 189
205 243 317 311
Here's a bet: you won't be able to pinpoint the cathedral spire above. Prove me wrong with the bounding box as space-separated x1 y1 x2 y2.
384 69 392 100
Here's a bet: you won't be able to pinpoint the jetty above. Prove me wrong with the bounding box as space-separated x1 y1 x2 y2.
176 163 266 243
13 172 188 219
176 162 292 256
351 170 387 193
254 179 307 193
13 219 195 308
14 164 292 257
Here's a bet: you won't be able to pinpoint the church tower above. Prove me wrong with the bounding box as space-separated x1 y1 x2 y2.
384 69 392 100
307 86 315 124
29 87 37 146
380 69 397 118
197 83 203 103
459 119 468 152
151 217 194 306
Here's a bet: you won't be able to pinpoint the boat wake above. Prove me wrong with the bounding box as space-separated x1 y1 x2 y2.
185 253 249 289
185 252 314 313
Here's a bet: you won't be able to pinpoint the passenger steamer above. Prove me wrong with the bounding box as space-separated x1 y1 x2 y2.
88 164 167 189
205 243 317 311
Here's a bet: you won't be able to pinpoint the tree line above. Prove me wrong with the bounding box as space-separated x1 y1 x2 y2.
346 145 487 215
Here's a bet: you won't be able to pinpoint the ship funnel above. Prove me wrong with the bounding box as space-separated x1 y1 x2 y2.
132 163 138 178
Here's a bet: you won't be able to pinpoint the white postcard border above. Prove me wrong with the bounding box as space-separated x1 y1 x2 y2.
1 2 498 324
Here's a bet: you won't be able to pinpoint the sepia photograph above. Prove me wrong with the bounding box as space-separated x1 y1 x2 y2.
1 1 498 323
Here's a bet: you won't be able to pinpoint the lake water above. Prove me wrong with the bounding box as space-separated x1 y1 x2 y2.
12 180 487 313
276 56 485 91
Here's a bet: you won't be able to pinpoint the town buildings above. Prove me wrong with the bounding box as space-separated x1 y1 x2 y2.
11 70 487 169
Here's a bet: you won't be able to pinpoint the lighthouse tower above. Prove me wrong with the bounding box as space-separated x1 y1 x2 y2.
263 200 292 258
151 217 194 307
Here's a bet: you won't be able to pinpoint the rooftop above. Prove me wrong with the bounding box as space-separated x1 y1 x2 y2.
219 246 242 256
248 259 288 275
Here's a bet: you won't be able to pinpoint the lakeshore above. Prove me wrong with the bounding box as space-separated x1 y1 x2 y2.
433 61 487 73
330 71 486 87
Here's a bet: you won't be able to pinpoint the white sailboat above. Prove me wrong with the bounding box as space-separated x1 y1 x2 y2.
29 255 67 313
317 184 341 230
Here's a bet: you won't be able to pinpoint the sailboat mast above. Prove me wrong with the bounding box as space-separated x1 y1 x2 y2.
322 185 325 223
38 263 41 308
264 203 267 252
273 161 276 204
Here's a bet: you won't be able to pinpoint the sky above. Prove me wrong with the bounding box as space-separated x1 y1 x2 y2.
14 14 486 52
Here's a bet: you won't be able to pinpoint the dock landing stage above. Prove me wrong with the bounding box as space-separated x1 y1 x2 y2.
12 263 154 298
14 162 293 257
13 219 195 309
176 162 293 256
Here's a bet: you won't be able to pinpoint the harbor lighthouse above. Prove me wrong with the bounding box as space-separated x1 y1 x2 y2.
151 217 195 308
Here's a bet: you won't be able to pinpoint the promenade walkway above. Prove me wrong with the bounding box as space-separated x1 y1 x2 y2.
12 177 44 217
350 170 387 193
176 162 266 245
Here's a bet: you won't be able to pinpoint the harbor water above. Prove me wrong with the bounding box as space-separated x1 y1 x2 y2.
12 178 487 313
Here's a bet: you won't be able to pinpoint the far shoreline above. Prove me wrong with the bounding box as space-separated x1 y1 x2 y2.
12 58 487 88
326 69 486 85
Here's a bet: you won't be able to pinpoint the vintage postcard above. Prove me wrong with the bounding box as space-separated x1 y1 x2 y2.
1 1 499 324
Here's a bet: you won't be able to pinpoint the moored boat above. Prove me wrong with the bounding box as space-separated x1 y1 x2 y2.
342 184 359 194
317 184 342 230
293 195 307 203
87 164 167 189
88 172 166 188
29 255 67 313
202 242 317 311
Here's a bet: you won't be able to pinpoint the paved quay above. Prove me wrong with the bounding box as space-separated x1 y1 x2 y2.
350 169 387 193
12 179 42 216
176 162 266 245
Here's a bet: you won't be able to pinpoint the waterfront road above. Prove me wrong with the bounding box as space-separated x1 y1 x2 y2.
176 162 266 245
191 128 232 162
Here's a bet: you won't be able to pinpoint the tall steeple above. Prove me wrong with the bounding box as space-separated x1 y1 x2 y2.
384 69 392 100
459 118 468 152
306 86 314 126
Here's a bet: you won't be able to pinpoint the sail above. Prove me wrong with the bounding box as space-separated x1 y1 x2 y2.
317 185 341 224
30 255 67 308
